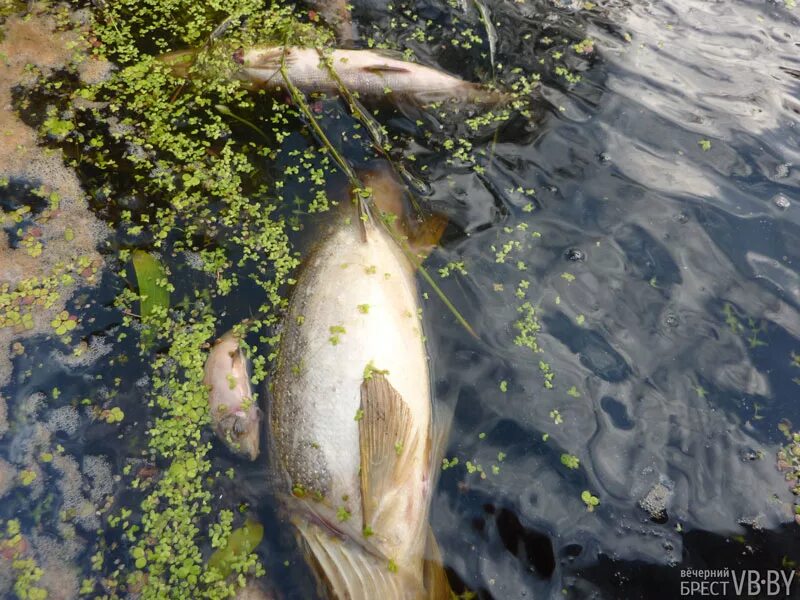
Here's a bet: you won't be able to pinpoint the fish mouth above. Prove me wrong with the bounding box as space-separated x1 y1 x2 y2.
233 47 287 73
218 411 260 460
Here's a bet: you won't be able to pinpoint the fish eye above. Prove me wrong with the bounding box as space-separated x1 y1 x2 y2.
232 48 244 64
232 416 247 435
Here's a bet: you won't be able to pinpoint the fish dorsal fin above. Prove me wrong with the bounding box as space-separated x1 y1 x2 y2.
363 63 413 75
358 372 418 535
369 47 410 61
423 527 453 599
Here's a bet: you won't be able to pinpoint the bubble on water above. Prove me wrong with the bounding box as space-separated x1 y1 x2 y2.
31 526 82 564
77 54 114 86
0 393 7 438
663 313 679 328
183 251 205 271
36 558 79 600
639 482 672 524
8 420 51 475
52 453 98 531
565 248 585 262
0 561 13 596
53 335 112 369
772 194 790 210
235 581 275 600
82 455 113 505
21 391 47 420
0 457 16 498
45 406 81 436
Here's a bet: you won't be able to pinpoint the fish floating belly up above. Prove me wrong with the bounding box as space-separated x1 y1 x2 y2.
234 46 506 107
270 171 449 599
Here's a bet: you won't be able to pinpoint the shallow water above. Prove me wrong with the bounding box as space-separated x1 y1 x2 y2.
1 0 800 598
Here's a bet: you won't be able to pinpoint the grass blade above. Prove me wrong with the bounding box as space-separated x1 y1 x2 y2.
132 250 170 319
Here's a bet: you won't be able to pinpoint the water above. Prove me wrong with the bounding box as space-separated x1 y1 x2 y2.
1 0 799 598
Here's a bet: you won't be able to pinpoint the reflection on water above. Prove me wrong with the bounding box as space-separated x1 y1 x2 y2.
0 0 798 598
417 0 800 597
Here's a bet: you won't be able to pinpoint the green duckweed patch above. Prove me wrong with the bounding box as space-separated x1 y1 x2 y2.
49 1 330 597
777 422 800 525
0 256 101 331
0 0 592 596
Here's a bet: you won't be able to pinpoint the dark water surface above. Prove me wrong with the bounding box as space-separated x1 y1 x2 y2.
2 0 800 598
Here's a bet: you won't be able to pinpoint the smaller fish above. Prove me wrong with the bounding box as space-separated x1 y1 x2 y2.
233 46 507 107
204 329 261 460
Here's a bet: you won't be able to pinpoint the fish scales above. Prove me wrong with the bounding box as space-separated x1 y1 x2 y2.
272 214 430 526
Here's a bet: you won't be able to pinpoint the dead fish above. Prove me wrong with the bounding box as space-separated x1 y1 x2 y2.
204 329 261 460
307 0 357 46
270 168 451 599
233 46 507 107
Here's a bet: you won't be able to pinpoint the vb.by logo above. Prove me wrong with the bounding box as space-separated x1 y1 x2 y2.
680 569 796 597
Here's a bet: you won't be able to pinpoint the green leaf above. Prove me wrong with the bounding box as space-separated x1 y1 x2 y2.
207 520 263 579
131 250 170 318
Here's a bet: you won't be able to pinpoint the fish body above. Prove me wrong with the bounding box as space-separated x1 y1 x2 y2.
204 329 261 460
235 46 505 106
270 174 447 598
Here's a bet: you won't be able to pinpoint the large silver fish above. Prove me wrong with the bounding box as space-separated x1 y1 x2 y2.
234 46 506 106
270 169 450 599
204 329 261 460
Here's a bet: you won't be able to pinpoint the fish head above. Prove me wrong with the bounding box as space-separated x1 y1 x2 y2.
232 46 288 83
205 329 261 460
215 405 262 461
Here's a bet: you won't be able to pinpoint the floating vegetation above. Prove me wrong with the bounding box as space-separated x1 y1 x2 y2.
777 421 800 525
0 0 601 595
131 250 171 320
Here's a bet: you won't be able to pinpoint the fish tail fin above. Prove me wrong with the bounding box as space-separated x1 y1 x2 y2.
423 527 453 599
464 82 512 107
158 49 198 79
295 519 420 600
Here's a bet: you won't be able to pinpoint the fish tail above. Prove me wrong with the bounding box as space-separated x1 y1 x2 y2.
295 519 423 600
464 82 512 107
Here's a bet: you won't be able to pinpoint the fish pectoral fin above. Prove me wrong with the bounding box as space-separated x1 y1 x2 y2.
408 213 448 262
362 63 413 75
423 527 453 599
295 518 413 600
358 373 419 532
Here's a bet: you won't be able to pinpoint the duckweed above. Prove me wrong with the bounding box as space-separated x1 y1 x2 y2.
581 490 600 511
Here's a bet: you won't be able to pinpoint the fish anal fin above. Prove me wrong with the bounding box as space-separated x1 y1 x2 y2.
358 373 418 533
424 527 453 599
